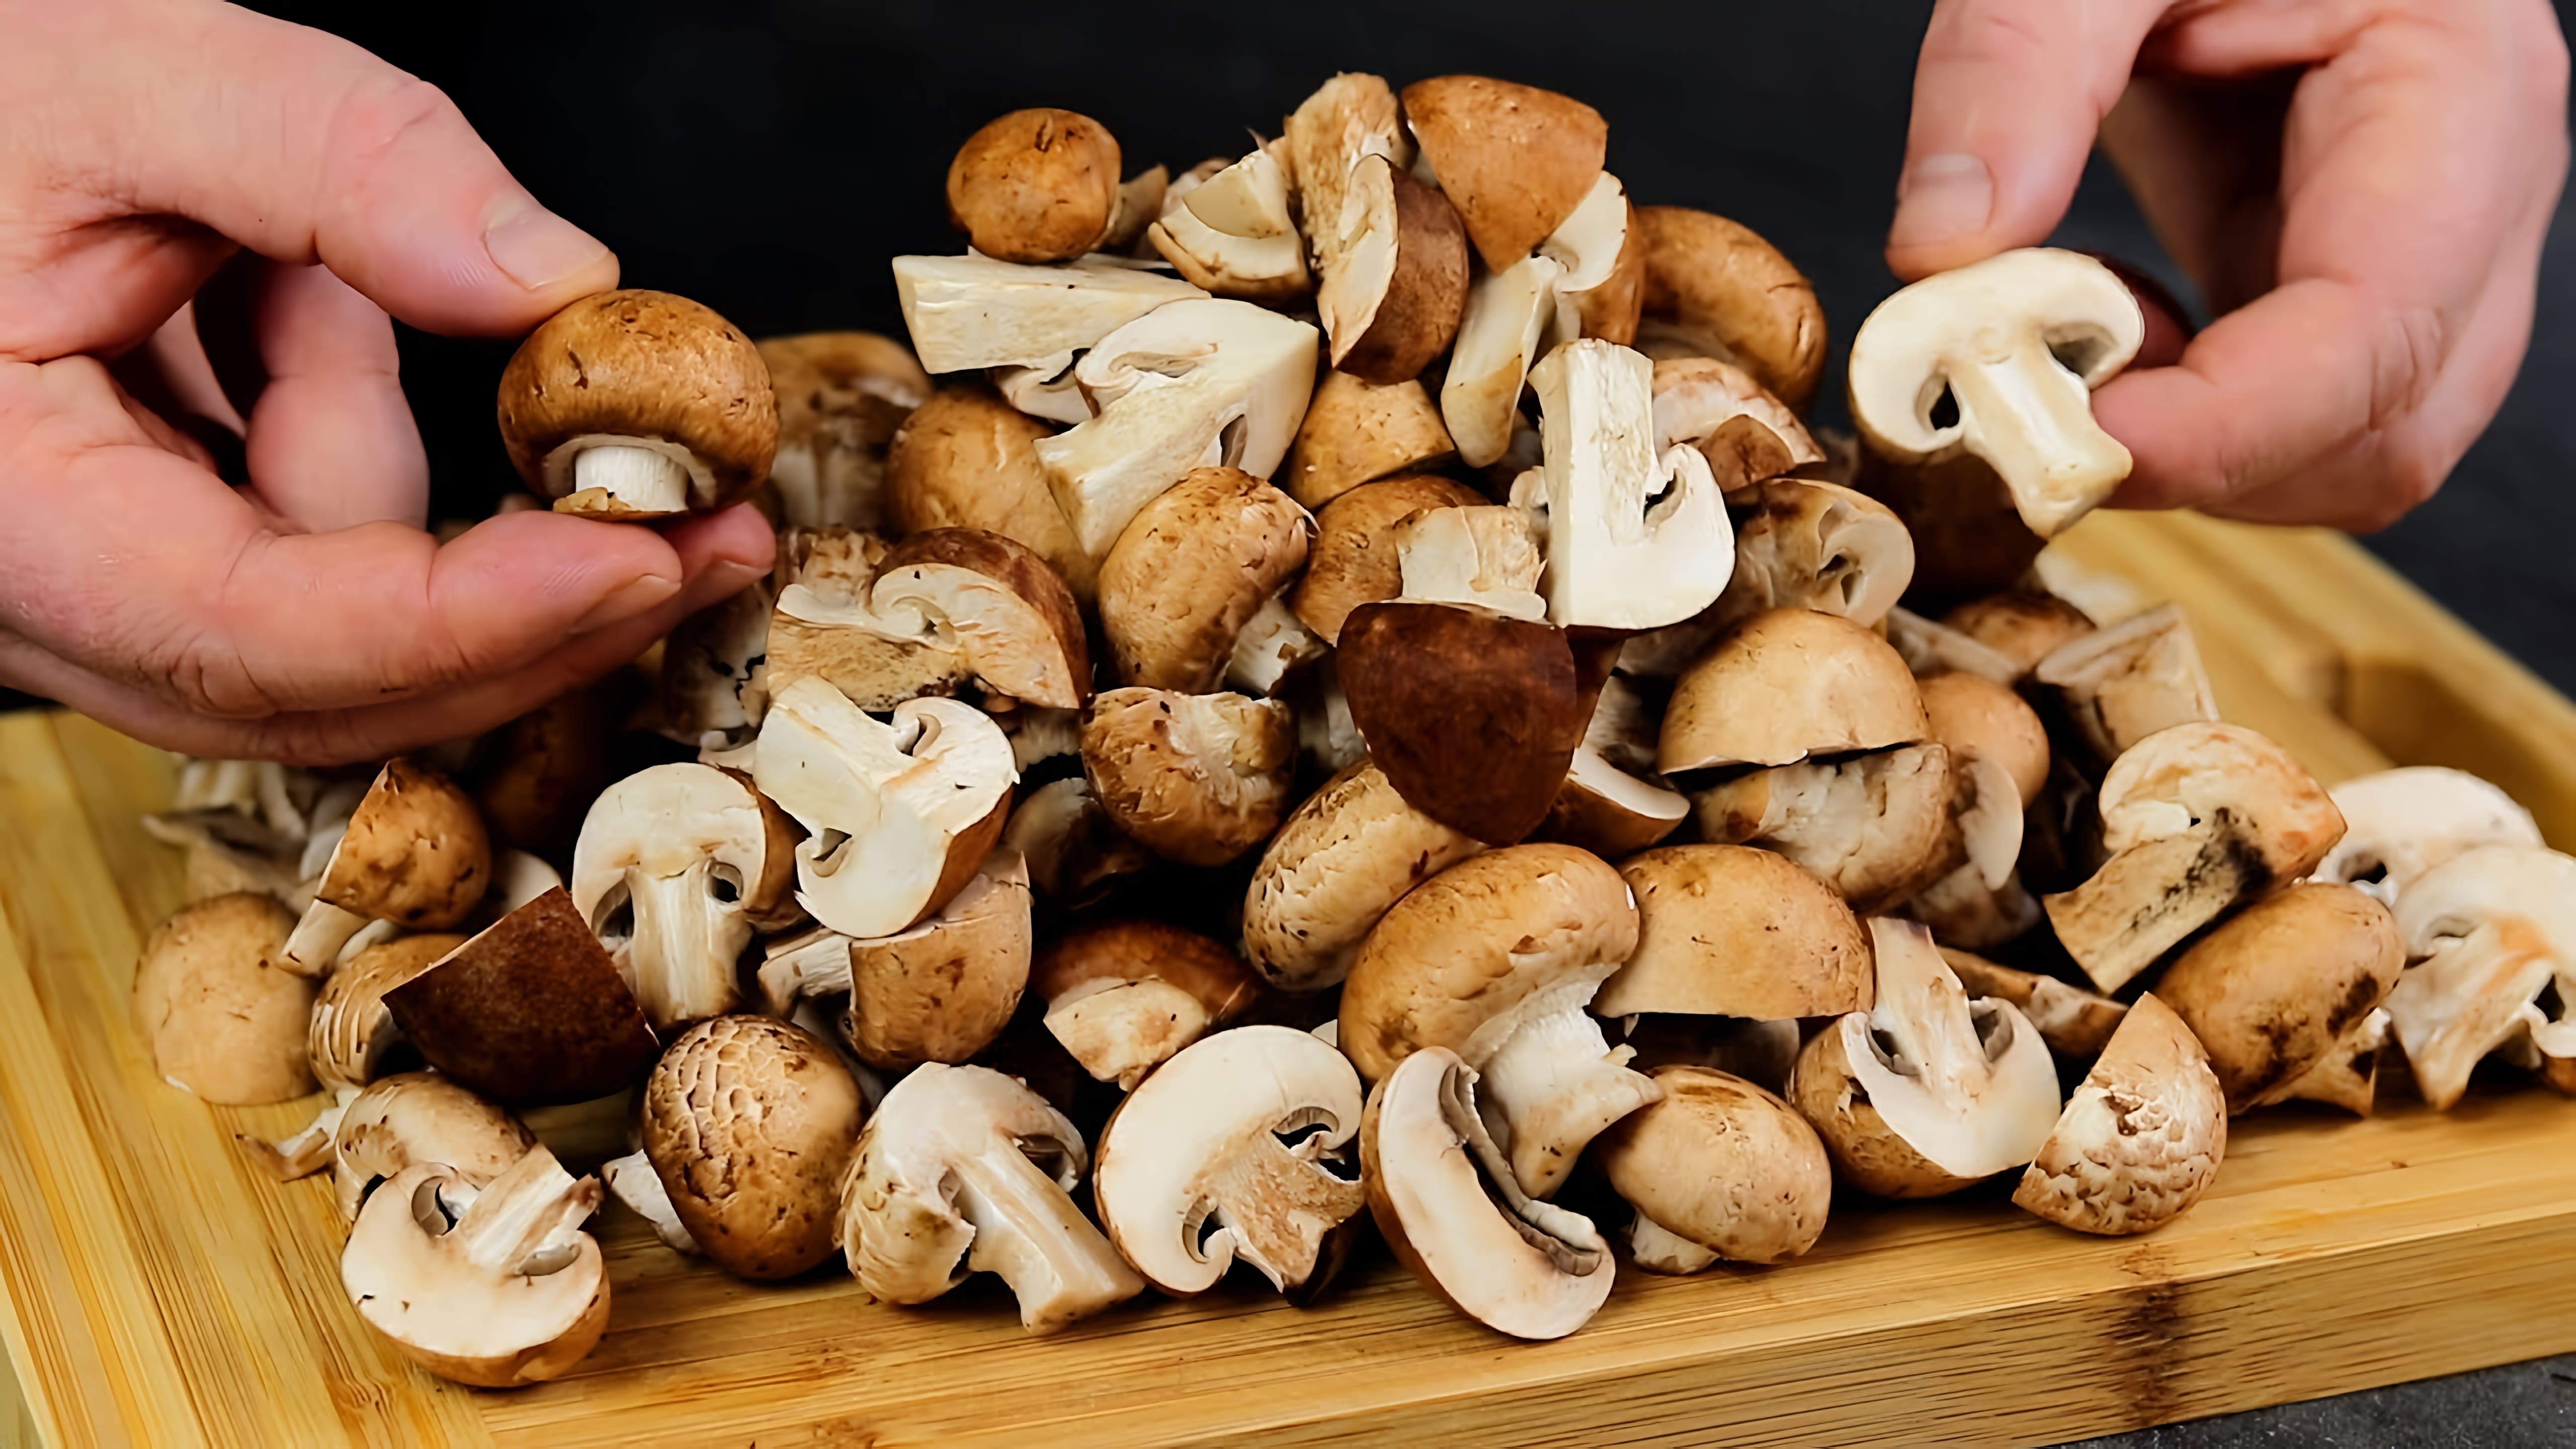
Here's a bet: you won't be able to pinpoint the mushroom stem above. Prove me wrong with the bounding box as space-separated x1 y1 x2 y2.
949 1138 1140 1333
1626 1211 1719 1275
1941 343 2130 538
444 1147 601 1280
239 1092 353 1182
622 863 751 1032
282 899 370 978
758 929 855 1017
1471 988 1662 1199
1203 1133 1363 1292
572 445 691 514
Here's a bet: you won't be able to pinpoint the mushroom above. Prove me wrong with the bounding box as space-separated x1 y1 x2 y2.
1614 1017 1804 1096
1883 606 2024 686
1295 659 1370 778
754 679 1017 938
1905 671 2052 941
131 893 314 1105
329 1072 536 1223
1848 449 2045 610
1942 590 2098 679
1537 674 1688 858
141 807 310 911
2011 994 2227 1236
1242 760 1484 993
1719 480 1915 631
1033 919 1261 1090
641 1015 864 1279
838 1063 1144 1333
1097 466 1314 691
2277 1007 2391 1115
1339 845 1657 1198
1400 76 1606 274
757 849 1032 1070
1649 356 1824 484
1092 1025 1365 1294
943 108 1125 263
770 526 1090 710
1035 299 1319 558
1594 844 1874 1020
2031 603 2220 774
1000 776 1155 906
384 889 661 1105
1790 918 2061 1198
1592 1067 1833 1273
1692 745 1960 915
282 759 491 977
1278 366 1456 509
2154 882 2402 1113
1360 1046 1613 1340
1658 608 1928 773
1441 254 1563 468
1147 141 1311 301
1939 949 2129 1063
757 331 933 532
2313 768 2545 906
339 1146 607 1388
2383 846 2576 1110
1922 672 2051 809
885 386 1100 605
571 761 800 1033
1634 206 1828 413
601 1150 698 1255
474 682 635 860
1290 473 1486 644
1225 595 1332 697
1849 248 2146 537
1541 172 1647 348
1079 688 1294 867
655 575 774 754
1313 152 1470 384
2043 722 2347 994
310 933 465 1092
890 253 1206 378
497 289 777 519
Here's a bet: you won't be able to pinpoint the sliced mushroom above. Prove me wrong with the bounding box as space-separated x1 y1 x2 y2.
642 1016 863 1279
2032 603 2220 775
330 1072 536 1223
1906 671 2052 942
1242 760 1484 993
1542 172 1647 347
758 849 1032 1070
2155 882 2403 1113
1391 503 1548 621
1098 466 1314 691
1593 1066 1832 1272
886 385 1098 606
758 332 932 531
1034 920 1261 1089
1527 339 1735 631
2313 768 2545 907
2384 846 2576 1110
1634 206 1828 413
283 759 491 976
601 1149 699 1255
1942 590 2098 679
1537 674 1688 858
1658 608 1927 773
891 253 1206 378
1079 688 1295 868
944 108 1125 263
1315 152 1470 384
1291 473 1486 645
1441 254 1563 468
1691 744 1959 914
1595 845 1874 1019
1277 366 1456 510
1285 72 1416 316
2012 994 2227 1236
383 889 660 1105
1000 777 1154 907
1148 141 1310 301
310 933 463 1092
769 527 1091 711
132 893 314 1105
1939 949 2128 1063
1883 606 2023 687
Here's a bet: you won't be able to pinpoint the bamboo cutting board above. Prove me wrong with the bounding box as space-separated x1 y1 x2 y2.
3 511 2573 1449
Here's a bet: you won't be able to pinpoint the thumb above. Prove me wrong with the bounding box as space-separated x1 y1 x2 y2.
1887 0 2171 279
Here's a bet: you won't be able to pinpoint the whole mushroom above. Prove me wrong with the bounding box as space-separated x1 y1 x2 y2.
1080 688 1295 867
643 1016 865 1280
1241 760 1483 992
944 108 1125 263
1592 1067 1832 1273
132 893 314 1105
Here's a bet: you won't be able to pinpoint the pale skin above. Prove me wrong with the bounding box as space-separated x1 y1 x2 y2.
2 0 2563 765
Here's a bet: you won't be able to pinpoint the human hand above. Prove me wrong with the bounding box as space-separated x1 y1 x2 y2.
0 0 774 763
1888 0 2569 531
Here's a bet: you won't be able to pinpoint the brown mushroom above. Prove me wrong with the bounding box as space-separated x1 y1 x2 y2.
1659 608 1929 773
944 109 1123 263
1278 366 1458 510
1241 760 1484 993
1097 467 1315 691
1401 76 1607 274
310 933 465 1092
768 526 1090 712
1315 153 1471 384
1033 920 1261 1089
642 1015 864 1280
131 893 314 1105
1592 1067 1833 1272
1594 845 1874 1019
1943 591 2098 679
383 888 660 1106
1691 744 1960 914
757 332 933 531
1080 688 1296 867
885 386 1097 606
2012 993 2227 1236
1290 473 1486 645
283 759 492 975
2154 883 2403 1113
1939 949 2128 1062
2032 603 2221 774
1634 206 1827 413
329 1072 536 1222
757 849 1033 1071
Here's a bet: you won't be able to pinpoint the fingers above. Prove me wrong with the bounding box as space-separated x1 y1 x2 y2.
240 263 430 533
1888 0 2171 278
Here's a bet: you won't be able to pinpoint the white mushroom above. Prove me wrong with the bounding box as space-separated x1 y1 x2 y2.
2313 768 2544 907
1526 339 1733 631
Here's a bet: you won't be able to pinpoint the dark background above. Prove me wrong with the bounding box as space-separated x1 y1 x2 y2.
30 1 2576 1438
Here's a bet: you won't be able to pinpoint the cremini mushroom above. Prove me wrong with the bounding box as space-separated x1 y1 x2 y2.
1226 595 1333 697
1540 171 1647 348
1034 919 1261 1089
1658 608 1928 773
1442 253 1562 468
655 575 774 754
1313 151 1470 384
383 888 660 1105
1097 466 1314 691
1079 688 1295 867
1906 670 2052 944
2155 882 2402 1113
757 849 1032 1070
310 933 464 1092
1148 141 1311 301
642 1015 864 1279
329 1072 536 1222
283 759 491 976
1291 473 1486 645
2384 846 2576 1109
132 893 314 1105
1279 367 1456 510
758 332 932 531
1594 844 1874 1020
1942 590 2098 679
1242 760 1484 992
1592 1067 1833 1273
1883 606 2024 686
2313 768 2545 907
885 385 1098 605
1092 1025 1366 1295
498 289 777 519
2031 603 2221 774
1649 356 1823 486
1000 777 1155 907
1400 74 1603 273
944 108 1125 263
1391 504 1550 622
890 253 1205 379
767 526 1091 711
1689 743 1959 914
2012 993 2227 1236
2278 1007 2392 1116
1527 339 1736 631
1940 949 2129 1063
1634 206 1828 412
1537 674 1689 858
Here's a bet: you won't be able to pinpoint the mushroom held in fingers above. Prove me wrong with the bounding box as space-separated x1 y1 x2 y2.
1529 340 1735 632
2383 846 2576 1110
1279 367 1457 510
2013 994 2227 1236
2031 604 2221 775
1633 207 1828 413
1658 608 1928 773
759 851 1033 1071
1339 845 1657 1199
1079 688 1296 868
642 1016 864 1280
1093 1026 1366 1295
282 760 492 976
2312 769 2545 907
2155 883 2403 1114
839 1064 1143 1333
498 290 777 520
1291 474 1487 645
757 332 933 532
1242 760 1484 993
310 934 464 1092
329 1072 537 1223
382 889 660 1106
1097 467 1315 692
1034 920 1261 1090
1594 845 1873 1021
886 387 1098 606
340 1147 608 1388
943 108 1126 264
132 894 315 1105
1592 1067 1833 1273
1848 248 2146 538
1360 1048 1614 1340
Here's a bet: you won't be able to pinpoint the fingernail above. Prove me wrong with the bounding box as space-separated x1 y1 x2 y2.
484 196 613 291
572 574 679 634
1890 153 1995 251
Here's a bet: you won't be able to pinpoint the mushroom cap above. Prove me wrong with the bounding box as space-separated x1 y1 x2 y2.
1714 479 1915 630
2313 767 2545 906
841 849 1034 1070
1242 760 1485 993
1636 206 1828 413
382 888 660 1106
1941 591 2097 678
1279 367 1457 510
944 109 1122 263
999 776 1155 908
1919 671 2051 807
2384 845 2576 1109
1291 474 1486 645
497 290 777 514
1659 608 1928 773
643 1015 864 1280
1092 1025 1367 1295
756 331 932 532
1593 1066 1833 1269
319 759 492 930
2013 993 2227 1236
1940 948 2129 1062
1400 76 1607 274
2155 882 2402 1113
332 1071 536 1223
1098 467 1315 692
311 932 464 1092
1080 688 1296 868
1536 747 1691 859
131 893 314 1105
1338 844 1638 1083
1594 845 1873 1019
2032 603 2221 770
2096 722 2346 879
886 386 1097 605
1035 919 1260 1088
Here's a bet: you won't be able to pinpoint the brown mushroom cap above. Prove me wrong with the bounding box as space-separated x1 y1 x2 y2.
1636 206 1828 413
1659 608 1929 773
944 109 1123 264
1595 845 1873 1019
1035 920 1261 1089
643 1015 864 1280
311 933 465 1092
1290 474 1486 644
1401 76 1607 274
1942 591 2098 678
2154 882 2403 1114
2013 993 2227 1236
1098 467 1314 692
384 888 660 1106
876 527 1091 707
841 852 1033 1071
319 759 493 930
885 386 1097 606
756 331 933 532
1242 760 1485 993
1319 156 1471 385
1279 367 1457 510
1918 671 2051 807
1080 689 1297 868
1593 1067 1833 1269
131 893 315 1105
497 290 778 516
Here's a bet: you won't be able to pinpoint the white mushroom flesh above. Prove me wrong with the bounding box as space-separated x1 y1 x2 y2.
2313 768 2544 907
1528 340 1734 631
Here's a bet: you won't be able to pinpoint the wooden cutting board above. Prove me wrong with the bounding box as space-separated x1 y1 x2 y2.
3 510 2572 1449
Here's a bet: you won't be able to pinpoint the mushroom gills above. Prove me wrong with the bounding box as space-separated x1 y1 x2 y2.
1467 979 1662 1199
947 1134 1139 1330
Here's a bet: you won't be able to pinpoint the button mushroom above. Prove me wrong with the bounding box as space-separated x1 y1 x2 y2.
758 849 1031 1071
641 1015 864 1279
758 331 932 531
1339 844 1657 1198
1942 589 2098 680
1034 919 1261 1090
885 386 1098 606
838 1063 1144 1333
497 289 778 519
1092 1025 1365 1295
1290 473 1486 645
329 1071 536 1222
1241 759 1484 993
2031 603 2221 774
2383 846 2576 1109
1593 844 1874 1020
1591 1066 1833 1273
1939 948 2129 1063
1688 743 1959 914
1632 205 1828 413
1847 248 2146 538
282 759 491 976
132 893 315 1105
2154 882 2403 1114
1658 608 1929 773
890 253 1206 379
1147 141 1312 302
1312 151 1470 384
1097 466 1315 692
2312 768 2545 907
310 933 464 1092
2012 993 2227 1236
1278 367 1456 510
943 108 1126 263
382 888 660 1106
1079 687 1295 868
770 526 1091 712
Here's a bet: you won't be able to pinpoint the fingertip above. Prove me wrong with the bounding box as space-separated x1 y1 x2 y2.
479 193 620 306
664 505 780 577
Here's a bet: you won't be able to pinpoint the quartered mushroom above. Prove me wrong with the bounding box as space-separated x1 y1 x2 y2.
1939 949 2129 1063
655 576 774 755
2384 846 2576 1110
885 385 1099 605
1000 777 1155 906
1659 608 1928 773
326 1072 536 1222
1291 473 1487 645
1278 367 1457 510
759 849 1031 1070
1092 1025 1366 1296
1905 671 2052 946
1393 504 1550 623
1632 206 1828 412
1942 590 2099 679
1689 742 1958 914
642 1016 864 1279
1443 251 1564 468
283 759 491 976
1227 596 1333 697
1097 466 1315 692
1593 844 1874 1020
1402 75 1606 275
757 331 932 531
2312 768 2545 906
1540 171 1648 348
383 888 660 1106
943 108 1128 263
1148 141 1311 301
1592 1066 1833 1273
2155 882 2403 1114
1537 674 1689 858
1079 688 1296 867
890 253 1205 380
1648 356 1823 488
1033 920 1261 1089
838 1063 1144 1333
2031 603 2220 774
768 526 1091 711
1528 339 1735 632
1883 606 2027 686
1713 480 1915 631
310 933 465 1092
1241 759 1484 993
2012 994 2227 1236
132 893 315 1105
1313 151 1470 384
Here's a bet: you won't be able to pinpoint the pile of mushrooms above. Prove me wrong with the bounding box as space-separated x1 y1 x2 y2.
124 69 2576 1381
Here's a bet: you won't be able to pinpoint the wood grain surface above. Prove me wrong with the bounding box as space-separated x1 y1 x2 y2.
1 512 2570 1448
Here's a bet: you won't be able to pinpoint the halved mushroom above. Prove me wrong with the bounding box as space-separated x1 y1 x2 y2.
891 253 1207 379
1593 1066 1832 1272
1339 845 1657 1198
1659 608 1928 773
1242 760 1484 993
886 386 1098 605
1906 671 2052 943
329 1072 536 1222
1884 606 2024 686
755 680 1017 938
1392 504 1549 622
282 759 491 976
384 889 661 1105
1540 172 1646 348
1079 688 1294 868
1537 674 1688 857
758 850 1032 1070
133 893 314 1105
769 526 1090 711
1849 248 2146 537
1940 949 2128 1063
1277 366 1456 509
1093 1025 1365 1294
1148 141 1311 301
2044 722 2347 994
498 290 776 519
2313 769 2545 907
1285 73 1415 292
340 1147 606 1387
1527 339 1735 631
572 762 800 1033
1290 474 1486 644
1442 255 1563 468
1689 744 1960 914
1649 356 1823 484
838 1063 1143 1332
655 576 774 754
1098 466 1314 691
2032 604 2220 774
1790 918 2061 1197
310 933 464 1092
944 108 1125 263
1942 589 2098 679
1634 206 1828 413
1361 1046 1613 1340
758 332 932 531
2383 846 2576 1110
1595 845 1873 1019
1226 596 1332 697
1314 152 1470 384
1723 480 1915 629
2278 1008 2391 1115
1000 777 1154 907
642 1015 864 1279
1034 920 1261 1089
2155 882 2402 1113
2012 994 2227 1236
1401 76 1605 274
